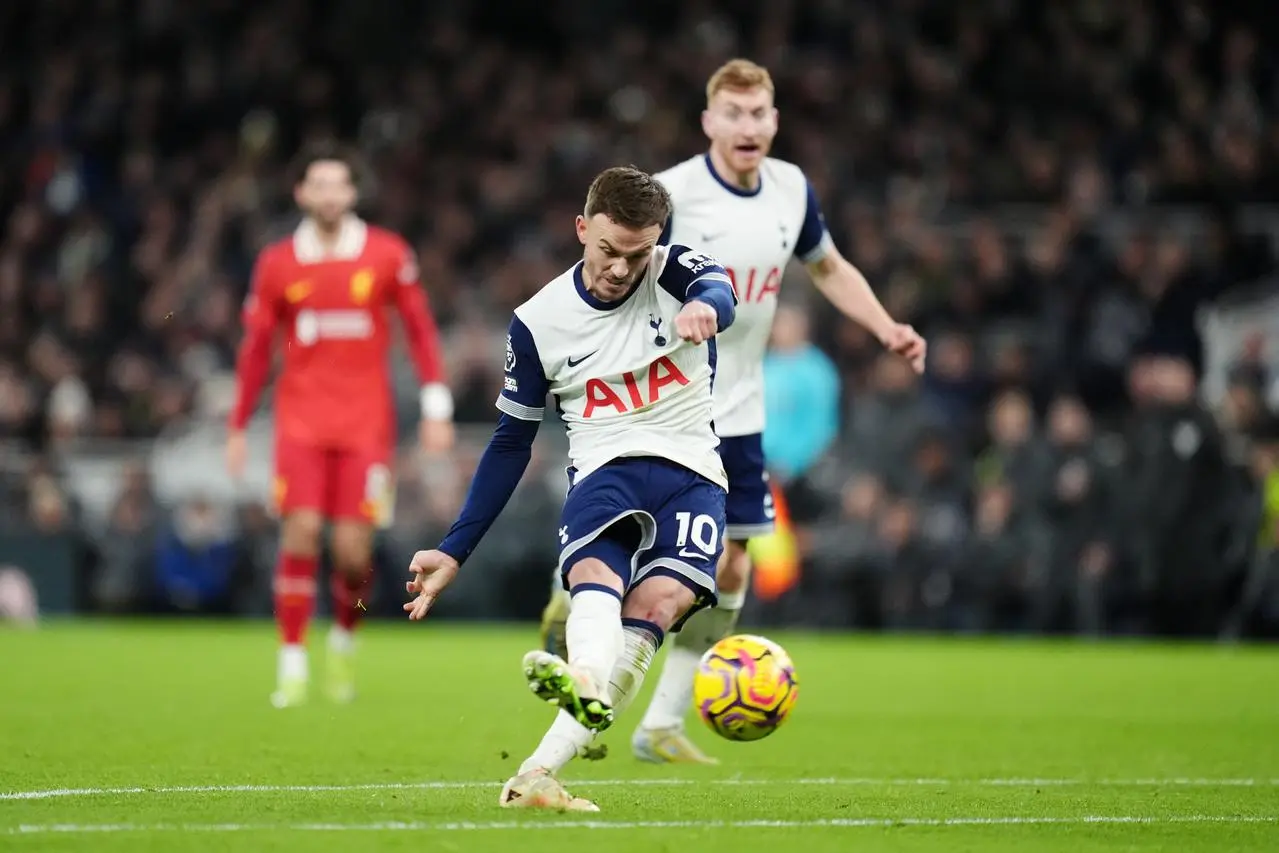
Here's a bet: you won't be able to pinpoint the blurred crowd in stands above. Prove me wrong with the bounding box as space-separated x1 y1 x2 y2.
2 0 1278 636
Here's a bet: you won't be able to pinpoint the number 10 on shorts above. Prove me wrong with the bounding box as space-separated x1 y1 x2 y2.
675 512 720 561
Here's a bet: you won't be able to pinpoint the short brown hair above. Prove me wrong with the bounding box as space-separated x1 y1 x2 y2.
706 58 775 104
289 139 363 189
583 166 672 230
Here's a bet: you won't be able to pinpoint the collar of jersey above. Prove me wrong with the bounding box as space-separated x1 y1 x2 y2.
703 152 763 198
573 261 642 311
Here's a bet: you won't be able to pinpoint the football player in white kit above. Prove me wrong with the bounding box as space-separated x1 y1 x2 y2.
403 166 738 811
540 59 927 764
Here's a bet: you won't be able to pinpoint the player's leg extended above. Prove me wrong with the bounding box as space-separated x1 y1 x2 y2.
506 572 697 812
505 546 627 812
524 540 631 732
505 476 653 811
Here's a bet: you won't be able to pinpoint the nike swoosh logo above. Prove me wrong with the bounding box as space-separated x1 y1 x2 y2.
567 351 598 367
677 549 711 562
285 281 312 303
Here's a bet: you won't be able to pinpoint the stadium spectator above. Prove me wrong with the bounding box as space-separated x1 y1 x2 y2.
1 0 1277 636
0 565 38 626
152 496 243 615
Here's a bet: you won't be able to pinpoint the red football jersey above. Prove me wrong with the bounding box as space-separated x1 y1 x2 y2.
229 216 446 450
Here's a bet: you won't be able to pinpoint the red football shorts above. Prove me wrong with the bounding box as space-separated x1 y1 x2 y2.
272 439 395 529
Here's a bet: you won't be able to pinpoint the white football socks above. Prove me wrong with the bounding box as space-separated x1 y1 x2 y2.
521 622 662 776
519 709 590 775
564 589 623 694
607 622 659 717
639 588 745 731
278 644 307 682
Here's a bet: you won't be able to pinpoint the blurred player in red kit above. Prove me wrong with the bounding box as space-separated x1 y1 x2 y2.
226 142 455 708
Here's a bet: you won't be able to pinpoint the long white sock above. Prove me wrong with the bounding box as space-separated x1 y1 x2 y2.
519 709 593 775
564 588 623 693
639 589 745 731
278 644 307 682
607 622 660 717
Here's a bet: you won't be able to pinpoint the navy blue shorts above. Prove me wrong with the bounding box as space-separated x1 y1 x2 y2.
718 433 775 541
557 457 727 608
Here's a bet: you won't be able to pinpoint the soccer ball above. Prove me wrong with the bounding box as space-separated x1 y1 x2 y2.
692 634 798 741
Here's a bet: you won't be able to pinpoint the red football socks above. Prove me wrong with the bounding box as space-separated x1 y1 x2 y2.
274 554 317 645
332 566 373 631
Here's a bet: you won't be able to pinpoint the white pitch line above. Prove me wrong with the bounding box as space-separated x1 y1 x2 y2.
3 777 1279 802
5 815 1277 835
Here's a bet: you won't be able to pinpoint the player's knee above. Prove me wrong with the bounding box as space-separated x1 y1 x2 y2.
280 511 324 557
717 540 752 594
622 575 697 633
565 558 625 597
330 522 373 579
564 525 638 593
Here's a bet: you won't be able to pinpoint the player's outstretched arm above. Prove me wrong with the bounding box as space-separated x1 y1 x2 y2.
794 182 926 373
226 250 283 477
660 245 738 344
404 412 539 620
404 314 550 620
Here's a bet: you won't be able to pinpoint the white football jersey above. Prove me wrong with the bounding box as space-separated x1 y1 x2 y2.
496 244 736 489
654 154 833 436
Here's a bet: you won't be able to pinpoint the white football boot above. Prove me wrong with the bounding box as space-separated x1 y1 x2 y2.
632 725 719 765
498 768 599 812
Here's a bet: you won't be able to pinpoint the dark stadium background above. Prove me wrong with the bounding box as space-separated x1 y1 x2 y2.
1 0 1277 638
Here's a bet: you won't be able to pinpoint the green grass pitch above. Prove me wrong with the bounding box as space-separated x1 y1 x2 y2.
2 621 1277 852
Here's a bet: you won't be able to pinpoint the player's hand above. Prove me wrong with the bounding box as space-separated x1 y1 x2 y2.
419 418 455 455
403 549 460 620
881 323 927 374
225 430 248 479
675 300 719 345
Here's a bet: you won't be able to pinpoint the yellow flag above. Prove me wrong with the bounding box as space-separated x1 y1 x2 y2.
749 481 800 600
